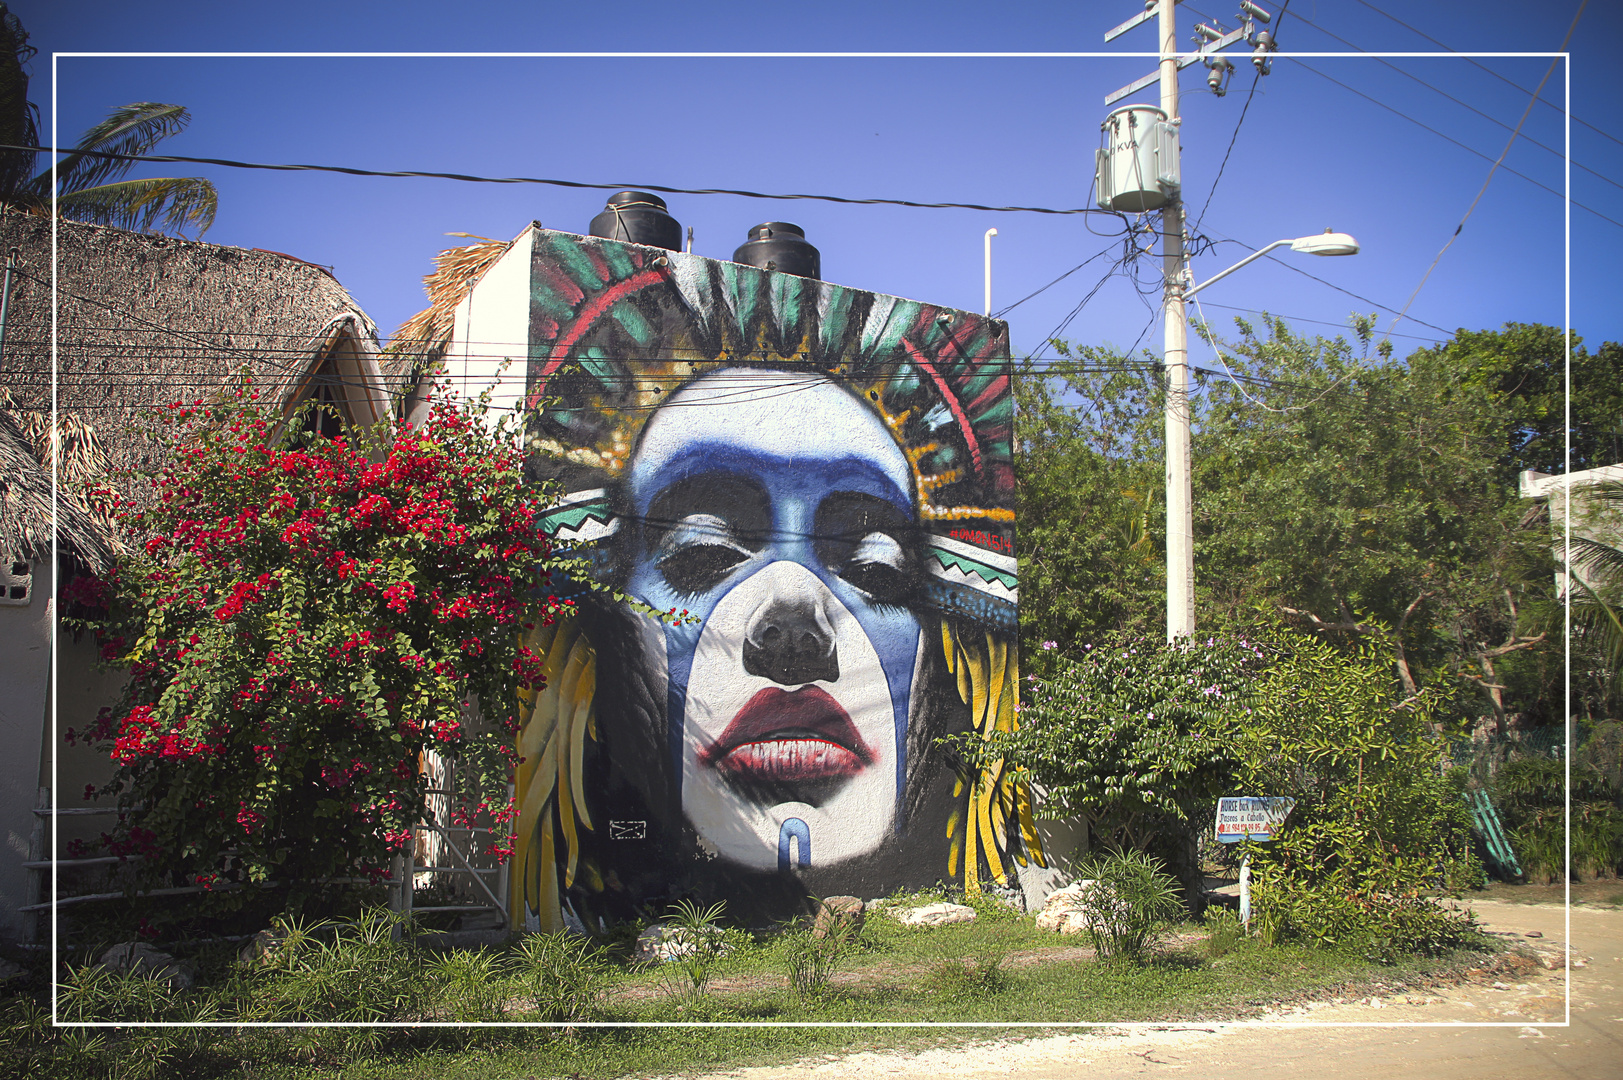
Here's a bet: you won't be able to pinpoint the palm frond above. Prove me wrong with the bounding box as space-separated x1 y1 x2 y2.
41 102 191 196
389 237 512 358
1581 479 1623 510
1570 534 1623 581
56 176 217 236
0 3 37 202
1568 574 1623 673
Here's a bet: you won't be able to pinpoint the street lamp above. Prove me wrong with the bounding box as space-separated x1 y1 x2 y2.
1185 231 1360 300
1163 229 1361 642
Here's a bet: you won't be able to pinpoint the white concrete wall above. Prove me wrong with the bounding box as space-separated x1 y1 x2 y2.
444 227 535 439
0 557 51 942
1521 463 1623 595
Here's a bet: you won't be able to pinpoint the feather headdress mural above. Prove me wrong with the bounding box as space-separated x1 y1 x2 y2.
475 228 1035 931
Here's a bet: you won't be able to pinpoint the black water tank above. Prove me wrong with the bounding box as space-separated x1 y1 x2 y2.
588 191 683 251
732 222 820 280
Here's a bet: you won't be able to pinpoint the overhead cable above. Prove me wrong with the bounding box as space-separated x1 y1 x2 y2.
1286 60 1620 230
1285 8 1619 193
1383 1 1587 342
1349 0 1623 150
0 144 1130 221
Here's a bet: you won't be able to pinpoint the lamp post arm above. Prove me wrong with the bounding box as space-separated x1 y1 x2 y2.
1183 239 1292 300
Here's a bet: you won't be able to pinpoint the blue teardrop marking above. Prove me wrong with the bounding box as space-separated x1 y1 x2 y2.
778 818 811 871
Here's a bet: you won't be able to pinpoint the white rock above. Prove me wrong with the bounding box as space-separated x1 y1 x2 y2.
1035 879 1104 934
96 941 193 990
633 923 731 963
895 902 977 927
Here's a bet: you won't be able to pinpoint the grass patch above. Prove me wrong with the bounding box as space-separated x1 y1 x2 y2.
3 897 1501 1080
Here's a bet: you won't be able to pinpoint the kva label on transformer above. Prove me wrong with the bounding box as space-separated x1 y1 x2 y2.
1214 796 1296 842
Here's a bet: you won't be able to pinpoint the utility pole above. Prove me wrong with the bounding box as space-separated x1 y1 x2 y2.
1156 0 1194 645
1100 0 1275 641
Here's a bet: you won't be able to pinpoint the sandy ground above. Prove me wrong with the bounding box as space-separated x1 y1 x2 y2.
672 899 1621 1080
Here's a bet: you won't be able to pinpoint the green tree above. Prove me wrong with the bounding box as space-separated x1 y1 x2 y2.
1014 348 1166 655
1191 316 1561 728
0 5 216 234
957 633 1264 902
1405 324 1623 479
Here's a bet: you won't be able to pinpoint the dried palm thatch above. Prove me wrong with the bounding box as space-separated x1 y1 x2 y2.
0 210 392 517
388 234 512 366
0 408 115 574
0 385 121 544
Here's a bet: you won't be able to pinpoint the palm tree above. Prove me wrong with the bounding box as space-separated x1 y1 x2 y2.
0 5 216 236
1568 480 1623 676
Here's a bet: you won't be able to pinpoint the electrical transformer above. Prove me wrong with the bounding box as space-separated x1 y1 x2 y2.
1094 104 1181 213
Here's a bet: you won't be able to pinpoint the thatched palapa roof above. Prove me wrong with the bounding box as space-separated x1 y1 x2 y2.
389 233 512 366
0 409 115 574
0 211 394 517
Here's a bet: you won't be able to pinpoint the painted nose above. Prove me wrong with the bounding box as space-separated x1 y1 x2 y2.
743 579 840 685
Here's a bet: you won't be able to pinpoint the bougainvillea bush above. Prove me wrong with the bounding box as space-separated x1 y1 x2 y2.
70 388 580 911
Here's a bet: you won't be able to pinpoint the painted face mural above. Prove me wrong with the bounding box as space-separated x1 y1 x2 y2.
507 228 1037 931
626 370 922 871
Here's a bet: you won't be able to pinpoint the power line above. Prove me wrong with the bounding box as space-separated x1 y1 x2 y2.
0 144 1133 221
1287 60 1622 230
1284 8 1621 193
1192 71 1261 233
1384 2 1586 342
1348 0 1623 151
991 249 1113 319
1192 302 1449 344
1190 0 1289 232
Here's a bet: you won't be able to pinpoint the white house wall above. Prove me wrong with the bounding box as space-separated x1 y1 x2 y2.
0 557 51 942
445 227 534 436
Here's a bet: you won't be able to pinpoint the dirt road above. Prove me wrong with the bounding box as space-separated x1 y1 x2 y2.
687 900 1620 1080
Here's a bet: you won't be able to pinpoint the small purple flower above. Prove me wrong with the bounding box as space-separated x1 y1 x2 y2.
1041 640 1058 651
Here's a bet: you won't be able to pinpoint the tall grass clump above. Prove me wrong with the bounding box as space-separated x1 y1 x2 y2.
511 931 610 1021
654 899 729 1006
1071 848 1184 964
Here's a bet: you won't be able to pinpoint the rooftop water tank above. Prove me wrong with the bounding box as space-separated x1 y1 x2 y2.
731 222 821 280
589 191 683 250
1095 105 1180 213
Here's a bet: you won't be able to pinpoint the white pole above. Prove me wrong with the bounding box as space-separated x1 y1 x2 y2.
1160 0 1195 641
1239 853 1252 930
983 228 998 316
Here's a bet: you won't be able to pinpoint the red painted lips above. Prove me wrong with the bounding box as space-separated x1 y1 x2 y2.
699 686 874 783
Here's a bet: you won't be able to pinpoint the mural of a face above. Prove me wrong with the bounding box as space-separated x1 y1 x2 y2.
625 369 922 871
513 231 1034 932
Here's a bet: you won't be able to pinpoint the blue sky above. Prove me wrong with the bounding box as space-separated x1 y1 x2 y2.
14 1 1618 370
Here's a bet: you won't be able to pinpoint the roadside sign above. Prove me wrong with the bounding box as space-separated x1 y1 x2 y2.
1215 796 1296 843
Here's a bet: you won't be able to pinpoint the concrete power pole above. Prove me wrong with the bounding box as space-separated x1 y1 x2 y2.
1156 0 1194 644
1101 1 1275 642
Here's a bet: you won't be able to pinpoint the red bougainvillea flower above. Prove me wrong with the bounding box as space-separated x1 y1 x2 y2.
68 383 612 906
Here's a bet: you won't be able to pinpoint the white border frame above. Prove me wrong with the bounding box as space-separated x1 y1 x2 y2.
46 46 1574 1033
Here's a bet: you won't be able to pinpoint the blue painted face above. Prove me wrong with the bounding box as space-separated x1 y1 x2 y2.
625 370 923 870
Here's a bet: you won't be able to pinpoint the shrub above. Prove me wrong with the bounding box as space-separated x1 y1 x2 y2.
1071 849 1184 964
245 907 423 1022
68 385 584 916
1250 879 1482 962
959 634 1263 858
1494 752 1622 883
655 899 729 1004
511 931 609 1021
